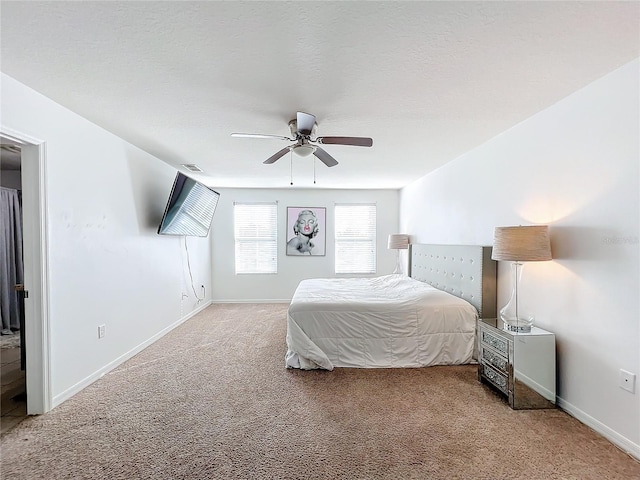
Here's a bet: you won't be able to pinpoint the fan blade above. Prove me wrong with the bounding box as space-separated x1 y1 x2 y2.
263 146 292 164
231 133 292 141
296 112 316 136
313 147 339 167
316 136 373 147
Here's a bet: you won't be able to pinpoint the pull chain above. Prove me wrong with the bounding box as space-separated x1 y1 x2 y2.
313 158 316 184
290 150 293 186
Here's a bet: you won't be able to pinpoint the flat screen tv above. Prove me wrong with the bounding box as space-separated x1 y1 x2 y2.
157 172 220 237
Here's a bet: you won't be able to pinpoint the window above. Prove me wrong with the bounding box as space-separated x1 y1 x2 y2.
234 202 277 274
334 204 376 274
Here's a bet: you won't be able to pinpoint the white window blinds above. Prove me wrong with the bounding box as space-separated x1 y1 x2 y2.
234 202 278 274
334 204 376 274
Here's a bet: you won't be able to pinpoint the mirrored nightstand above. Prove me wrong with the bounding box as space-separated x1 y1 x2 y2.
478 318 556 409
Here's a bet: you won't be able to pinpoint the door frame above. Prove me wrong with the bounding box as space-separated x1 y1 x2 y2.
1 126 51 414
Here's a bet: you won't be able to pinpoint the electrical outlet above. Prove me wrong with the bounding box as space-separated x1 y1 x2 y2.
98 324 106 339
620 369 636 393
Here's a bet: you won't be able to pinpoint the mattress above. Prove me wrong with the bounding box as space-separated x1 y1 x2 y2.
285 274 478 370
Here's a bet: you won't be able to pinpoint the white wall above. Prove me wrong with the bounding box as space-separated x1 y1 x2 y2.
211 188 399 301
1 73 212 407
400 59 639 456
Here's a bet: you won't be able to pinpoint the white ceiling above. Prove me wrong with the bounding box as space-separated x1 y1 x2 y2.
1 1 638 189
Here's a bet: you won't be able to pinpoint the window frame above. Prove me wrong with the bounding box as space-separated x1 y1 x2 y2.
233 202 278 275
334 203 377 275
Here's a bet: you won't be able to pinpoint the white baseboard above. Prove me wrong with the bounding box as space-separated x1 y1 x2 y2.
212 299 290 304
557 395 640 461
52 301 212 408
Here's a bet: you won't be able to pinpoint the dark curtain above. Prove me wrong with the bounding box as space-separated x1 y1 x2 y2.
0 186 23 334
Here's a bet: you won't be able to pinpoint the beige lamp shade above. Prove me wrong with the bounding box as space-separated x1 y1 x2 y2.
388 234 409 250
492 226 552 262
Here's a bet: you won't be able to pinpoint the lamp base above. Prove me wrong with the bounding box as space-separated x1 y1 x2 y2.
391 250 404 275
500 262 534 333
502 320 533 333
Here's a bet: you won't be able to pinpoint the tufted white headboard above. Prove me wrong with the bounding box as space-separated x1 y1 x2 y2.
409 244 497 318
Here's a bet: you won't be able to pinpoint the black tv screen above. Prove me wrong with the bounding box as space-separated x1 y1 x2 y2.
157 172 220 237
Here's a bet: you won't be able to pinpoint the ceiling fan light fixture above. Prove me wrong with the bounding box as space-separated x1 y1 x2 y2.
293 144 316 157
235 111 372 167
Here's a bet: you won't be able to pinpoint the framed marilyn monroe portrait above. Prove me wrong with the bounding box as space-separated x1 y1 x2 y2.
286 207 326 256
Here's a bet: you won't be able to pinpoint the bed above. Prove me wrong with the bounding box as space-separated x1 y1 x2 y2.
285 244 497 370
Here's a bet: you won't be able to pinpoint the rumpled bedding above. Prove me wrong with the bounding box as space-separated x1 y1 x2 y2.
285 274 478 370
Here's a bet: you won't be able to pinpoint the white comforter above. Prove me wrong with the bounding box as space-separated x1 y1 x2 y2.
285 274 478 370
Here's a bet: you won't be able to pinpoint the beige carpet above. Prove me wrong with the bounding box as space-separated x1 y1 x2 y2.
1 303 639 479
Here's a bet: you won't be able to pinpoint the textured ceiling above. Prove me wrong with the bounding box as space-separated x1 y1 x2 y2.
1 1 638 189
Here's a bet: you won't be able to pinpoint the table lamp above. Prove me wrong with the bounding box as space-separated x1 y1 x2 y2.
388 234 409 274
491 225 552 332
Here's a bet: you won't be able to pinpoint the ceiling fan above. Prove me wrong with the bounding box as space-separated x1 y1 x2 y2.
231 111 373 167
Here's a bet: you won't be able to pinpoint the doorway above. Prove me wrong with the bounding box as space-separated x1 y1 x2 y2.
0 140 26 433
0 129 50 422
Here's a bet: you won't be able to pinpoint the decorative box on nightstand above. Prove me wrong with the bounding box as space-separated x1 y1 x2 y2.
478 318 556 409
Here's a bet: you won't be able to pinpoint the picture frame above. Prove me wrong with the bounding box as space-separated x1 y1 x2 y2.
286 207 326 256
